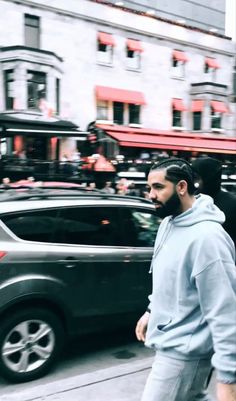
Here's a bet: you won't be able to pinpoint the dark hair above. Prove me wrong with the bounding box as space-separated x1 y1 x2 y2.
150 158 195 195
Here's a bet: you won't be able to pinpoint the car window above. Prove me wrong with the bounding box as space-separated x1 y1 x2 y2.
54 206 122 246
120 208 160 247
1 209 59 242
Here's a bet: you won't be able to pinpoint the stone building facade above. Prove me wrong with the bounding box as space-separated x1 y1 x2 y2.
0 0 235 161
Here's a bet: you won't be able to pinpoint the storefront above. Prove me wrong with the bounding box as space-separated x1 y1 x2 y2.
91 123 236 162
0 114 88 160
0 114 88 181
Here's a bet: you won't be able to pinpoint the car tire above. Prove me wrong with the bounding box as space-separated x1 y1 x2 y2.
0 307 64 383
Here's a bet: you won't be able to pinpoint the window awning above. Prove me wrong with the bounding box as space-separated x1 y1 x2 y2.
95 86 146 105
127 39 143 52
205 57 220 69
211 101 229 113
172 98 187 111
173 50 188 62
96 125 236 155
97 32 115 46
191 100 204 112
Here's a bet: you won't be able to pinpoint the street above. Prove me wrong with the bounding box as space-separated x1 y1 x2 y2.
0 329 216 401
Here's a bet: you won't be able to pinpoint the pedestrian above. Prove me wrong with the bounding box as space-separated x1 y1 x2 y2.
127 182 140 196
135 158 236 401
101 181 115 194
192 157 236 248
1 177 11 188
87 182 96 191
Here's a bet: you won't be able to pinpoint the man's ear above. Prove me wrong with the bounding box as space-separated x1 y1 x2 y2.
176 180 188 195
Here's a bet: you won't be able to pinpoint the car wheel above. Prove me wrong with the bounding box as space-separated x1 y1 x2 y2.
0 307 64 383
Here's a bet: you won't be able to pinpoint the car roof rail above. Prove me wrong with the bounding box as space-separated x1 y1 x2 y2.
0 188 152 203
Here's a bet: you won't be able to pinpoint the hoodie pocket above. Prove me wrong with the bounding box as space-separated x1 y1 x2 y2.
157 318 172 332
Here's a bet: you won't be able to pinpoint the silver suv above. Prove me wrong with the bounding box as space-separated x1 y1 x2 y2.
0 189 160 382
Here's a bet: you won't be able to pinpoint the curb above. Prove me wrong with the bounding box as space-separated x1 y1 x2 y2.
2 357 153 401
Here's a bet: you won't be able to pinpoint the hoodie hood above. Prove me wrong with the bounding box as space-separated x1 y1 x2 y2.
171 194 225 227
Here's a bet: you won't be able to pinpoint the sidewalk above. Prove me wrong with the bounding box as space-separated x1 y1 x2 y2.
2 357 216 401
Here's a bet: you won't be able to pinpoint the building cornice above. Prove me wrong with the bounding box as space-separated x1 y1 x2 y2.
5 0 235 57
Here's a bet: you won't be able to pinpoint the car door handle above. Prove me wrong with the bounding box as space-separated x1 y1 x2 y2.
58 257 77 269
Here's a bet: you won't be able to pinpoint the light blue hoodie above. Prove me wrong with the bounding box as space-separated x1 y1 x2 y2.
145 194 236 384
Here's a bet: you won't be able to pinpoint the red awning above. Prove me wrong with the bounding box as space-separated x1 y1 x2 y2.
172 98 187 111
97 32 115 46
205 57 220 69
95 86 146 105
173 50 188 62
191 100 204 112
127 39 143 52
96 125 236 155
211 101 229 113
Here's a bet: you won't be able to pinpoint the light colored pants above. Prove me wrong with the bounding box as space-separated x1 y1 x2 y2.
141 352 215 401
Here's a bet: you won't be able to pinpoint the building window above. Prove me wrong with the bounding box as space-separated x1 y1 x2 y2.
97 44 113 64
24 14 40 48
172 99 186 128
211 110 222 129
129 104 140 124
97 32 115 65
113 102 124 125
172 50 188 78
126 50 141 70
204 58 219 81
172 110 182 127
204 64 216 81
56 78 60 114
193 112 202 130
96 100 109 120
4 69 14 110
27 71 46 110
172 60 185 78
126 39 143 70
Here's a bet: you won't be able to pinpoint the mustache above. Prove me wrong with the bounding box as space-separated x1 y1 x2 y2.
152 200 164 206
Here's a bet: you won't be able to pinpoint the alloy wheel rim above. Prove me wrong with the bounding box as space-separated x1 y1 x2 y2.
2 319 55 373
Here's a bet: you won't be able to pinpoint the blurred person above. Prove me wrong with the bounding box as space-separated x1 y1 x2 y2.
135 158 236 401
87 182 96 191
116 178 128 195
192 157 236 248
18 149 27 161
101 181 115 194
1 177 11 188
127 182 140 196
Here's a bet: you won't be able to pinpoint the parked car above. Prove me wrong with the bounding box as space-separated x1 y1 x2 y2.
0 189 160 382
221 180 236 194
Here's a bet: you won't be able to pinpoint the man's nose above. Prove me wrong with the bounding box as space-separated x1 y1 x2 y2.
149 188 156 200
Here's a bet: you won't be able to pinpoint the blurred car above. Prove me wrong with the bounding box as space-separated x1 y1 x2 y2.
221 181 236 194
0 189 160 383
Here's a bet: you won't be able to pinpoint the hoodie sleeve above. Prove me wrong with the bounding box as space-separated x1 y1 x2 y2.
194 236 236 384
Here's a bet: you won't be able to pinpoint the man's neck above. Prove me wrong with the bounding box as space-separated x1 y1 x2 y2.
181 194 196 213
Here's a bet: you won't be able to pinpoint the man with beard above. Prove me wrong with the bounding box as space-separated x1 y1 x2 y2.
192 157 236 248
135 158 236 401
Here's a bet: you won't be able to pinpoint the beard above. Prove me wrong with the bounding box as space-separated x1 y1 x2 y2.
153 190 181 219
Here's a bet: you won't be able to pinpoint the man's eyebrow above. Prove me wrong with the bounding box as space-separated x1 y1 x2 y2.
149 182 165 188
